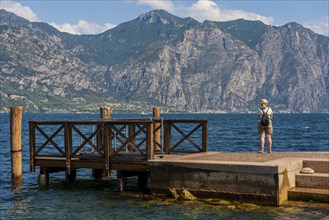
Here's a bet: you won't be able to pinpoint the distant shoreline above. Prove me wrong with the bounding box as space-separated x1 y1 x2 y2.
0 111 328 114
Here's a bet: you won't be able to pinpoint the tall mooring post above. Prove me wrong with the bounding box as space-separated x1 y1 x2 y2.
153 107 161 151
93 106 111 179
10 106 23 185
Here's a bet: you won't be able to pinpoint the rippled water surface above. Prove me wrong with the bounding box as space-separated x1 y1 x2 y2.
1 113 328 219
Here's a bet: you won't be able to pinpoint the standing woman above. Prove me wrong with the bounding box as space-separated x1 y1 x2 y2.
258 99 273 153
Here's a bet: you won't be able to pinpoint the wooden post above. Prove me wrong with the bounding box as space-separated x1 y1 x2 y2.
100 106 111 119
138 172 148 190
38 173 49 186
104 125 110 178
127 124 135 152
153 107 161 151
66 169 76 182
93 106 111 179
29 122 36 172
202 121 208 152
117 171 127 192
100 106 111 154
64 122 74 181
10 106 22 185
146 122 154 160
164 121 171 154
38 167 49 186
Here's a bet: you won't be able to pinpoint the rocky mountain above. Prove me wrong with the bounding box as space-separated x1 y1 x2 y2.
1 9 328 113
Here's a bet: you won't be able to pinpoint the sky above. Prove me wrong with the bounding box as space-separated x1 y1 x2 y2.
1 0 328 36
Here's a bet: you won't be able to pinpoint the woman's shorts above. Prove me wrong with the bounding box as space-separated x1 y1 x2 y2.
258 122 273 135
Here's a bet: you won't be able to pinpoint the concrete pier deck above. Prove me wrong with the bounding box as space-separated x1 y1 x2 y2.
156 151 329 162
148 152 329 206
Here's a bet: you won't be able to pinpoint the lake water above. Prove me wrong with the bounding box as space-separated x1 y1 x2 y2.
1 113 328 219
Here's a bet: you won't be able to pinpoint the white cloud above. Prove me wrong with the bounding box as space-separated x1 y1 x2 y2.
184 0 274 24
136 0 274 25
1 0 39 21
186 0 222 20
136 0 328 36
303 17 329 36
137 0 176 13
1 0 115 35
49 20 116 35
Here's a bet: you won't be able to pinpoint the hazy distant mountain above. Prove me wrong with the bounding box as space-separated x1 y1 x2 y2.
1 9 328 113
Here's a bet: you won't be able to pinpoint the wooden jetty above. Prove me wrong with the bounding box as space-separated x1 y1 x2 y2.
29 118 208 186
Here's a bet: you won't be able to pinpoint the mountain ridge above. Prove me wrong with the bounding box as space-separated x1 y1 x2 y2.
0 9 328 113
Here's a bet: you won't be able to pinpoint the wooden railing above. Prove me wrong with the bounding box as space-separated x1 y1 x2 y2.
29 118 208 173
153 119 208 154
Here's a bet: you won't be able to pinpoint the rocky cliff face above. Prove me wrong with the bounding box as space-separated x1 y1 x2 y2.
1 9 328 113
254 23 329 112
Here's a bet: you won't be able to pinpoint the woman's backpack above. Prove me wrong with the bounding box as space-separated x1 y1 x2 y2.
260 109 270 126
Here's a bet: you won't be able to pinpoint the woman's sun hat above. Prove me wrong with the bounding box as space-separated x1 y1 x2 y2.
260 99 268 106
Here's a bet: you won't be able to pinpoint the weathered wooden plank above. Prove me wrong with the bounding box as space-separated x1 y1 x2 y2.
29 119 154 125
35 157 105 169
35 158 66 168
71 160 105 169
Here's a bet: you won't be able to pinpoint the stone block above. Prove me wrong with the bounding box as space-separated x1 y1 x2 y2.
303 160 329 173
296 173 329 189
